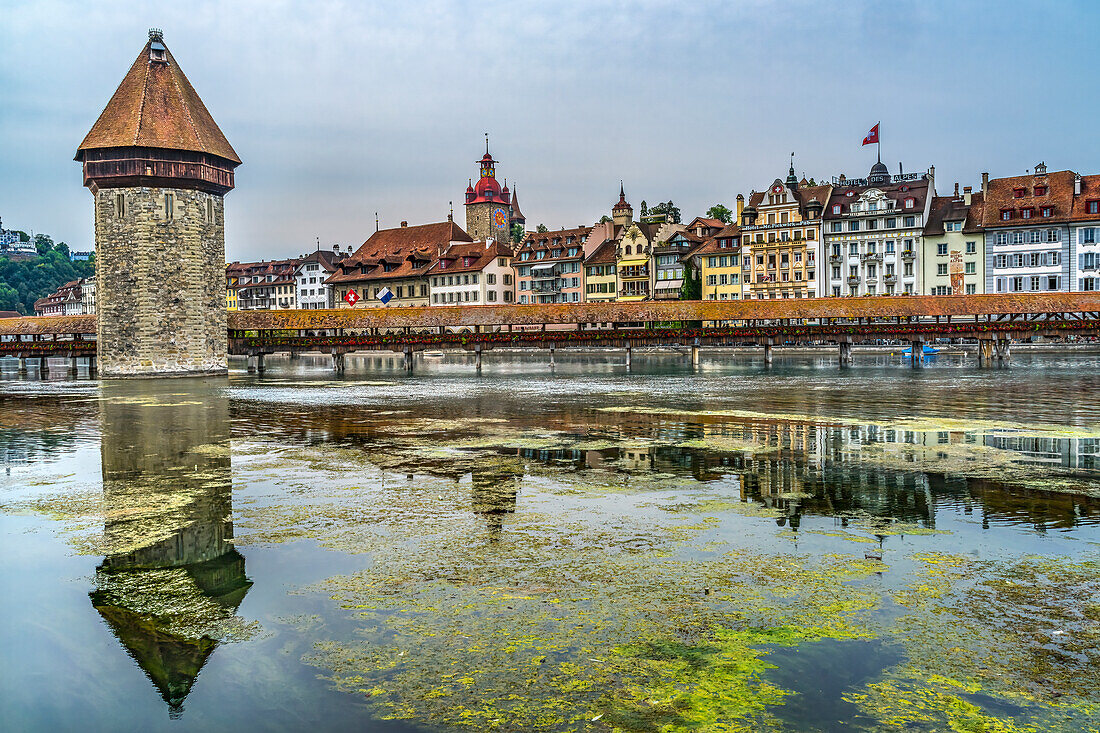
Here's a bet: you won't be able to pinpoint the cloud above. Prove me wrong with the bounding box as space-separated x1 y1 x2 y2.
1 0 1098 260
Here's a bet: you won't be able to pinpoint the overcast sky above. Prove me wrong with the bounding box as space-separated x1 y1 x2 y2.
2 0 1099 261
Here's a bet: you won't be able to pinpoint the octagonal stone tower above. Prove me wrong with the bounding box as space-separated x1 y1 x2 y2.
76 29 240 376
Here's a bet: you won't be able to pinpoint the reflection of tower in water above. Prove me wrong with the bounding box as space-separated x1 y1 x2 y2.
90 379 251 718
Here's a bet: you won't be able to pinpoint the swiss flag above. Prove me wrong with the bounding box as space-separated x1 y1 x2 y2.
862 123 880 146
344 289 360 306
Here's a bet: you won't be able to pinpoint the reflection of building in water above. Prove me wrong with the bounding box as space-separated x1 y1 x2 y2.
471 461 522 539
90 380 250 718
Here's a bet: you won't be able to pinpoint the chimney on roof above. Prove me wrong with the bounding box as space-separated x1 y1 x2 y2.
400 221 408 227
963 186 973 206
1075 174 1082 195
953 182 959 197
981 172 989 194
736 193 745 220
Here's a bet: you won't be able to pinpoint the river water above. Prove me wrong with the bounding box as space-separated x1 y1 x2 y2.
2 351 1099 732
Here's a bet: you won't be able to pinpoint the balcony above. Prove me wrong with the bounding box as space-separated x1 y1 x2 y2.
529 265 561 281
847 275 861 287
901 250 916 261
861 252 883 262
531 280 562 294
884 274 898 285
829 255 843 265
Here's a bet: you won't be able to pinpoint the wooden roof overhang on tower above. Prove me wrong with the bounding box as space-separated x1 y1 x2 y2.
75 30 241 195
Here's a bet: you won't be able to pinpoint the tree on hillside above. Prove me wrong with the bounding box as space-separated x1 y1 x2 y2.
649 201 681 224
706 204 733 223
0 235 94 314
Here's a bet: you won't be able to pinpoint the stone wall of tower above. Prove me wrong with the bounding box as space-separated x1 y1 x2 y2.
465 202 495 242
94 186 227 376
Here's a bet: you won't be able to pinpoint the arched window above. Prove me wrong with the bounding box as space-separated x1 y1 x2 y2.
625 245 632 255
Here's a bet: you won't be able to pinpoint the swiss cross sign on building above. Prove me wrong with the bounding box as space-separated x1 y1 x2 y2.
344 289 360 306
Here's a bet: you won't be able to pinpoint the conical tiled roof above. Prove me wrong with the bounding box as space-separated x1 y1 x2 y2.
77 35 239 164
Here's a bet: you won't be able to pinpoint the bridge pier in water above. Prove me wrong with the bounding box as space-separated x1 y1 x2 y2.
839 340 853 367
625 346 631 369
996 337 1011 365
911 340 925 368
403 347 414 372
18 356 27 374
763 339 774 367
40 356 49 375
332 352 345 374
978 338 994 367
691 343 700 368
475 345 483 373
68 355 78 375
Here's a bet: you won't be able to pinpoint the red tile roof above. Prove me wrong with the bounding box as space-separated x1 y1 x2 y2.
516 226 591 265
1069 174 1100 222
924 193 985 236
582 239 617 266
327 221 471 285
77 38 239 164
428 240 513 275
981 169 1076 228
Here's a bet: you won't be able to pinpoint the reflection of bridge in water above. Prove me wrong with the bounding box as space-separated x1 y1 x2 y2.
3 293 1100 373
90 380 251 718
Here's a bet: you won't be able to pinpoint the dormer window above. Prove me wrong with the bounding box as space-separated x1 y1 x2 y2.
1041 207 1053 217
1087 200 1100 215
1001 209 1013 221
832 204 841 214
904 198 915 209
1013 188 1026 198
1020 207 1033 219
1034 185 1047 196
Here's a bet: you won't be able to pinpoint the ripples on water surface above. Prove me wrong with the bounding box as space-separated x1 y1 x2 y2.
2 351 1099 732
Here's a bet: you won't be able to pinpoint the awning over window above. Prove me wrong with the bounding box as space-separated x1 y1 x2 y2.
530 263 557 270
655 279 684 290
617 258 648 266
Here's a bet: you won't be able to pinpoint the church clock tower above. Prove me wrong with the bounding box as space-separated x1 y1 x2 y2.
464 137 513 243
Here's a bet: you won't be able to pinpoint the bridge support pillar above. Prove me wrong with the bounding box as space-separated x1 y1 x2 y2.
995 338 1011 365
549 346 556 369
40 357 49 375
691 344 700 368
68 355 78 375
475 345 483 373
87 356 97 376
910 340 924 368
289 351 299 360
246 356 256 373
403 347 413 372
18 356 27 374
839 341 852 367
332 353 345 374
255 353 265 374
763 340 774 367
978 339 994 367
625 346 631 369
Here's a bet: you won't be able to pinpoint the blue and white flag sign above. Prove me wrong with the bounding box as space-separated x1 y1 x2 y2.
377 286 394 304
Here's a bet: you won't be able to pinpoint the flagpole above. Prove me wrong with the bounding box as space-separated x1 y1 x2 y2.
877 122 881 164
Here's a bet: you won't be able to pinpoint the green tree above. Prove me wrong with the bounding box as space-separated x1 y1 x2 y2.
536 224 549 233
650 201 681 224
510 222 525 244
0 233 94 314
598 215 612 224
640 201 648 217
706 204 733 223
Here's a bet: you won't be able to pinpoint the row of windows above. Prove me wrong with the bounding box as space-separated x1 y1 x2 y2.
830 240 918 256
936 262 978 276
831 263 914 278
993 230 1060 244
994 275 1062 292
832 285 915 296
744 229 817 243
930 285 978 295
829 216 918 232
992 252 1061 268
518 292 582 304
705 274 741 286
935 242 978 255
518 278 580 290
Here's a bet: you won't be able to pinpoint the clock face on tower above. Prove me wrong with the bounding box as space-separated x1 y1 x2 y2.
493 208 508 228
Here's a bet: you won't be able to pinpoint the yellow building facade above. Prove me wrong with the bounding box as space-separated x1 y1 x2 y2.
739 166 830 299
